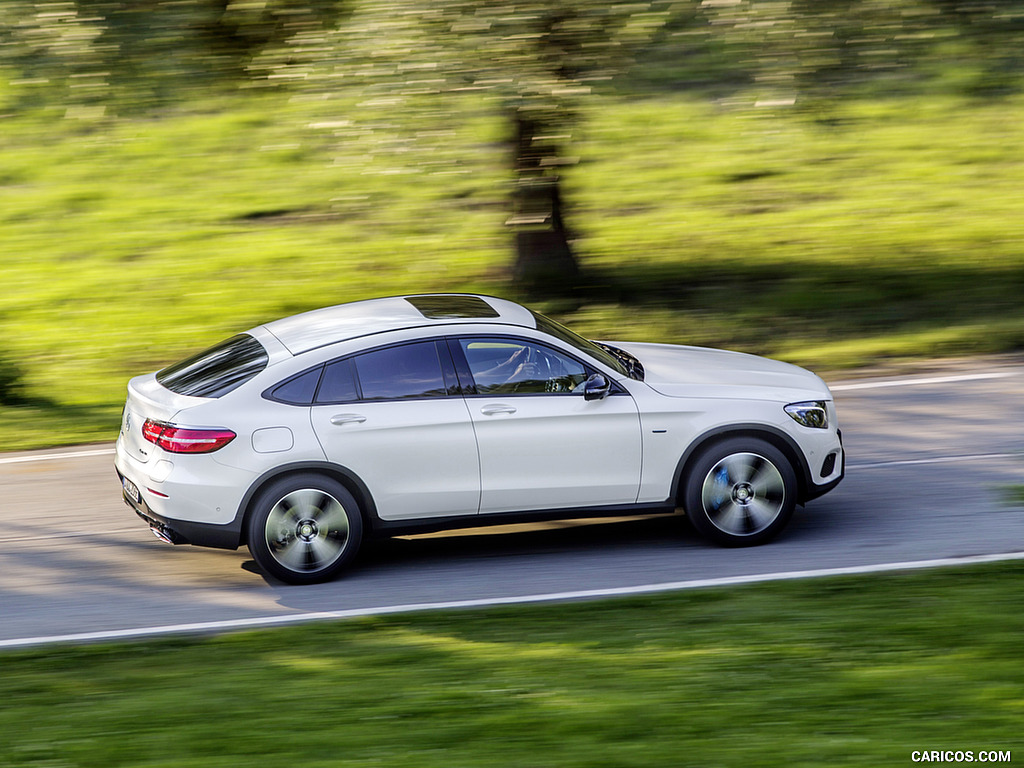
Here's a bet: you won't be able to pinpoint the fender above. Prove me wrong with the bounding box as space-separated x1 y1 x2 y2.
669 423 816 505
233 460 380 545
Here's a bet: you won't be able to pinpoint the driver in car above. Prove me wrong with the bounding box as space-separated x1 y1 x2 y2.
474 345 541 393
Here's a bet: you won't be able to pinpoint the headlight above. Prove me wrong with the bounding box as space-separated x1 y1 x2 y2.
785 401 829 429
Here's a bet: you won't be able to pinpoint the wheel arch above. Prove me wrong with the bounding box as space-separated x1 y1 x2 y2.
234 461 379 546
671 424 813 507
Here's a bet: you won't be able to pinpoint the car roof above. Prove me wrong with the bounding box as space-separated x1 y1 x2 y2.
259 294 537 355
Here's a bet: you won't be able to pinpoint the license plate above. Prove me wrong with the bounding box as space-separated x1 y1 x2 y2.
122 476 141 504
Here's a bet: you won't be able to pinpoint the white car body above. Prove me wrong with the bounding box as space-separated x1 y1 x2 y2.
115 294 844 583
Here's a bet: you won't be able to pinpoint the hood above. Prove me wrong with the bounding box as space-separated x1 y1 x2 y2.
611 341 831 402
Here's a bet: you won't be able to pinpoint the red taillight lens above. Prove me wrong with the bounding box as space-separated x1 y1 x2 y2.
141 418 165 445
142 419 236 454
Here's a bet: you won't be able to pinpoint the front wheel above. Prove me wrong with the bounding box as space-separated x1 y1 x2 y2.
683 438 797 547
247 473 363 584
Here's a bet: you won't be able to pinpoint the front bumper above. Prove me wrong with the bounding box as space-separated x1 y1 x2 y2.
802 429 845 502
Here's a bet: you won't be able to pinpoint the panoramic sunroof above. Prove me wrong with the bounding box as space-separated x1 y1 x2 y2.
406 295 500 319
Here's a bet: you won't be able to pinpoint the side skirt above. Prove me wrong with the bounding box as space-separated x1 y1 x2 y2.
365 501 677 538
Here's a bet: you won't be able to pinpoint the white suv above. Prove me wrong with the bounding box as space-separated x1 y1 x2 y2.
116 294 844 583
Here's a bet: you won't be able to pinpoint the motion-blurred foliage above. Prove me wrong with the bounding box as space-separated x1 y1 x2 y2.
2 1 1024 447
0 1 347 109
0 349 25 405
3 0 1023 109
4 1 1021 286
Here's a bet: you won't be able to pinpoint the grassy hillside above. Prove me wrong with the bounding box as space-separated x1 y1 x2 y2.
2 2 1023 449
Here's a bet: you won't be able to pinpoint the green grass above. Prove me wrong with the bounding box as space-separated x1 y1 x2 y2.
3 561 1024 766
2 82 1024 449
1003 486 1024 506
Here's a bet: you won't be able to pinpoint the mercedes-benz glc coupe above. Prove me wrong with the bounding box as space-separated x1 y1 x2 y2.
116 294 844 583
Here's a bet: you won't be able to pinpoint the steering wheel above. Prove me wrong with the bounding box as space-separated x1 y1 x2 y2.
509 345 539 392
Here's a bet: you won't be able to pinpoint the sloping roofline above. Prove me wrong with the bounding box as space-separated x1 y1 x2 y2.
259 294 536 355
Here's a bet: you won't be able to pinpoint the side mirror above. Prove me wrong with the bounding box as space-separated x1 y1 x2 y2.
583 373 610 401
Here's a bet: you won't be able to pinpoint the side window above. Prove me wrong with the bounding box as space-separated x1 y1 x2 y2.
269 366 323 405
317 359 358 404
459 338 588 395
354 341 447 401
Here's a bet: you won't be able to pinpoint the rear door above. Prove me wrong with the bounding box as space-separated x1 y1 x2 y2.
310 339 481 521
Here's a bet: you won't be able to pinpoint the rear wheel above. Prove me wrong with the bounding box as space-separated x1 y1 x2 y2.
246 473 363 584
683 438 797 546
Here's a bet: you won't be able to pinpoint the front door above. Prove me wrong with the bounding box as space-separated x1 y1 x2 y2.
454 336 642 515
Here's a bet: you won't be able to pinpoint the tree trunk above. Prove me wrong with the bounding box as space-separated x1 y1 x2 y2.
508 114 581 296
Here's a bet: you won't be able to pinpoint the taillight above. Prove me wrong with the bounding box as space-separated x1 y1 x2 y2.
142 419 236 454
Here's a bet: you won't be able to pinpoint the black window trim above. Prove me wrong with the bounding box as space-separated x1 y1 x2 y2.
318 357 359 404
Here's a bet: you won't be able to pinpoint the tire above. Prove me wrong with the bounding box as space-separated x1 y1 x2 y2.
683 437 797 547
246 473 363 584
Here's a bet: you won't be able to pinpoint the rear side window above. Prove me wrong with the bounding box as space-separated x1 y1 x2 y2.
268 366 323 405
157 334 269 398
354 342 447 401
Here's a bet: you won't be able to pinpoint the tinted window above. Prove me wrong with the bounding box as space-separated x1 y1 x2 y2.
317 359 359 403
355 342 446 400
406 295 500 319
269 367 323 405
460 338 588 395
157 334 269 398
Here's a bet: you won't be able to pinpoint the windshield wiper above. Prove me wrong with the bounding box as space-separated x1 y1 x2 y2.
598 343 645 381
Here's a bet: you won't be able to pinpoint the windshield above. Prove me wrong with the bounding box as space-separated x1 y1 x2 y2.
531 311 633 379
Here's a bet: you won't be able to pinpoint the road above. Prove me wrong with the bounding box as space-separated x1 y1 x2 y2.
2 357 1022 647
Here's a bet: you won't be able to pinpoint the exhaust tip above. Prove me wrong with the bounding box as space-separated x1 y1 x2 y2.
150 525 186 545
150 526 174 544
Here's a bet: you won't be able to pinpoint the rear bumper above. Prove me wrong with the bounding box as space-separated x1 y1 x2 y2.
116 468 243 550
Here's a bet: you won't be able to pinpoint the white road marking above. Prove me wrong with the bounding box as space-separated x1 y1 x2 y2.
850 453 1020 470
830 371 1016 392
3 551 1024 649
0 448 115 465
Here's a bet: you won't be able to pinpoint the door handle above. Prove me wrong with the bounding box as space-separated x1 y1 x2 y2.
330 413 367 425
480 404 517 416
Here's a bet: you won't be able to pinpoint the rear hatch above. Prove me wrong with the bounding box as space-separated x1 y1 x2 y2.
120 374 202 465
119 332 272 464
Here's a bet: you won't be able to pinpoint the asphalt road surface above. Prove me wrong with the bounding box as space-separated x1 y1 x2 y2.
2 357 1022 647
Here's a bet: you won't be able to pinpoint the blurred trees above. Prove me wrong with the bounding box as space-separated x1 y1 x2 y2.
425 2 670 293
245 0 673 293
620 0 1024 100
2 0 1023 294
0 1 347 109
243 0 1024 292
